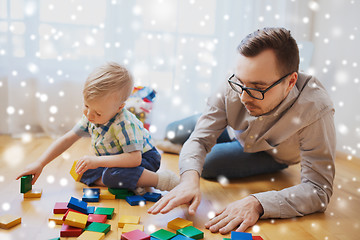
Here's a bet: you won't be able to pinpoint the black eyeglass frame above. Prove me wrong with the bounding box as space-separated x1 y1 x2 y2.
227 72 293 100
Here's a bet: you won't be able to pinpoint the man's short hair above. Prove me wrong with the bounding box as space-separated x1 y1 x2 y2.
83 62 134 103
237 27 300 75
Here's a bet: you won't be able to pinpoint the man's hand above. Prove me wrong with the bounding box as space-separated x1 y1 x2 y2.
205 196 263 234
16 161 44 185
148 170 201 215
75 155 99 175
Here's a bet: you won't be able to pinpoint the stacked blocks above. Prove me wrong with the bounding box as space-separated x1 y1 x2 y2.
64 211 88 229
82 188 100 202
176 226 204 240
24 188 42 198
20 175 32 193
0 215 21 229
126 195 146 206
70 160 83 181
67 196 88 214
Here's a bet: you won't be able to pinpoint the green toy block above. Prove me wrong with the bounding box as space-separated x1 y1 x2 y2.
177 226 204 240
151 229 176 240
94 207 114 219
108 188 134 199
85 222 111 234
20 175 32 193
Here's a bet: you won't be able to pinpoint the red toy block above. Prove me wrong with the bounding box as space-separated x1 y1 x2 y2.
252 237 264 240
121 229 150 240
54 202 68 214
88 214 107 224
60 224 83 237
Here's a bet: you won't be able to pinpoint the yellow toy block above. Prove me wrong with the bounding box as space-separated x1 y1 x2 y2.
23 188 42 198
70 160 83 181
0 215 21 229
118 215 140 228
122 223 144 233
167 217 193 231
64 211 88 229
49 214 64 225
77 230 105 240
100 188 116 200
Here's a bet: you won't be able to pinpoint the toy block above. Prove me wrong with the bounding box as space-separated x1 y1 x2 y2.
68 196 88 214
231 231 252 240
171 235 195 240
77 230 105 240
23 188 42 198
64 211 88 229
126 195 146 206
100 188 116 200
121 229 151 240
176 226 204 239
20 175 32 193
62 208 84 221
83 188 100 202
60 223 83 237
143 192 161 202
87 206 95 214
0 215 21 229
88 214 107 224
223 238 231 240
108 188 135 199
252 237 264 240
49 214 64 225
49 238 60 240
54 202 68 214
85 222 111 234
118 215 140 228
122 223 144 233
167 218 193 231
150 229 176 240
70 160 83 181
94 207 114 219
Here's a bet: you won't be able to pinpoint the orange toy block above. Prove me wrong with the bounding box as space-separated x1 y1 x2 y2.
70 160 83 181
49 214 64 225
23 188 42 198
77 230 105 240
0 215 21 229
64 211 88 229
100 188 116 200
122 224 144 233
118 215 140 228
167 218 193 231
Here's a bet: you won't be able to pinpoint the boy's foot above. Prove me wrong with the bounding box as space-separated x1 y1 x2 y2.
156 170 180 191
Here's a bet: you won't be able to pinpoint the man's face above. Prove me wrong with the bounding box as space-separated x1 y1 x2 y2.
234 49 297 117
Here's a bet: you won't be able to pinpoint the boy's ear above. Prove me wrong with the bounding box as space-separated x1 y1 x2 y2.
118 103 126 110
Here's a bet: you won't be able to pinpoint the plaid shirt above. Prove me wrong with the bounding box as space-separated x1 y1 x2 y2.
73 108 154 156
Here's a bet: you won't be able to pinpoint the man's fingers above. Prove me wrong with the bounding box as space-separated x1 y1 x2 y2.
219 216 243 234
188 195 201 215
205 209 226 228
208 215 232 233
235 219 253 233
148 195 173 214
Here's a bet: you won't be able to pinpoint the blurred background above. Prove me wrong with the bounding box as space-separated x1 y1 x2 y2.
0 0 359 158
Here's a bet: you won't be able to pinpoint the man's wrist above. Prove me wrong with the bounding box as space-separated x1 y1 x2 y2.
250 195 264 217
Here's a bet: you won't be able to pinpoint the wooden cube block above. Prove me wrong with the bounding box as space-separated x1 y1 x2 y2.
60 224 83 237
64 211 88 229
23 188 42 198
150 229 176 240
231 231 252 240
252 237 264 240
85 222 111 234
20 175 32 193
87 206 95 214
122 224 144 233
118 215 140 228
70 160 83 181
88 214 107 224
49 214 64 225
0 215 21 229
125 195 146 206
143 192 161 202
121 229 150 240
62 208 83 221
54 202 68 214
83 188 100 202
176 226 204 239
94 207 114 219
167 218 193 231
100 189 116 200
77 231 105 240
108 188 134 199
68 196 88 214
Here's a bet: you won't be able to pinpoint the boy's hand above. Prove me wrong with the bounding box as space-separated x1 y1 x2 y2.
75 155 99 175
16 161 44 185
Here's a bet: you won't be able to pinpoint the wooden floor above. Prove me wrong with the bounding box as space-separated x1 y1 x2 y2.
0 136 359 240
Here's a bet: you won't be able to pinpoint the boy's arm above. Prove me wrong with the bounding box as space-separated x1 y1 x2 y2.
75 150 142 175
16 130 81 184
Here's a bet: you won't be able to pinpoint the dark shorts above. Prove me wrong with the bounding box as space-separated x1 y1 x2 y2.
80 147 161 190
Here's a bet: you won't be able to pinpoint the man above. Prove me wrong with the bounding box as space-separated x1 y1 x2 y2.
148 27 336 234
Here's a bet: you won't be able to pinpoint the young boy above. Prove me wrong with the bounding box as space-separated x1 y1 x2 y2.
17 62 179 193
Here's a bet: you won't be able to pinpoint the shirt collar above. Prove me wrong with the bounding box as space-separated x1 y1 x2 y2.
91 109 124 135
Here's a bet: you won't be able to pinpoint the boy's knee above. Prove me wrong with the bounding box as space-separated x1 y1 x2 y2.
102 168 123 188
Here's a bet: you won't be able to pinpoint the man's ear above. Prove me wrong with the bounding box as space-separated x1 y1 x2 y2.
287 72 298 91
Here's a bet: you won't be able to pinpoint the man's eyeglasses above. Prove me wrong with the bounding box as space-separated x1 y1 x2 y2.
228 72 293 100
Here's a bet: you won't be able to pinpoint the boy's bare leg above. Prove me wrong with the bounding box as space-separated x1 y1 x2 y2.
137 169 158 187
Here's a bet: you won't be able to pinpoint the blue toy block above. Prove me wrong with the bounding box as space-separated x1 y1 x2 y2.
125 195 146 206
67 197 88 214
143 192 161 202
171 235 195 240
231 231 252 240
82 188 100 202
87 206 95 214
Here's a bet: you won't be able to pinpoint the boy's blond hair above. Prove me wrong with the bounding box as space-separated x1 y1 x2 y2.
83 62 134 104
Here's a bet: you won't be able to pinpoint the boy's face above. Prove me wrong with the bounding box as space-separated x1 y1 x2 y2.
83 92 124 125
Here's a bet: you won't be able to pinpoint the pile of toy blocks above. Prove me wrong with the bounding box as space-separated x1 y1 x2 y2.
20 174 42 198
